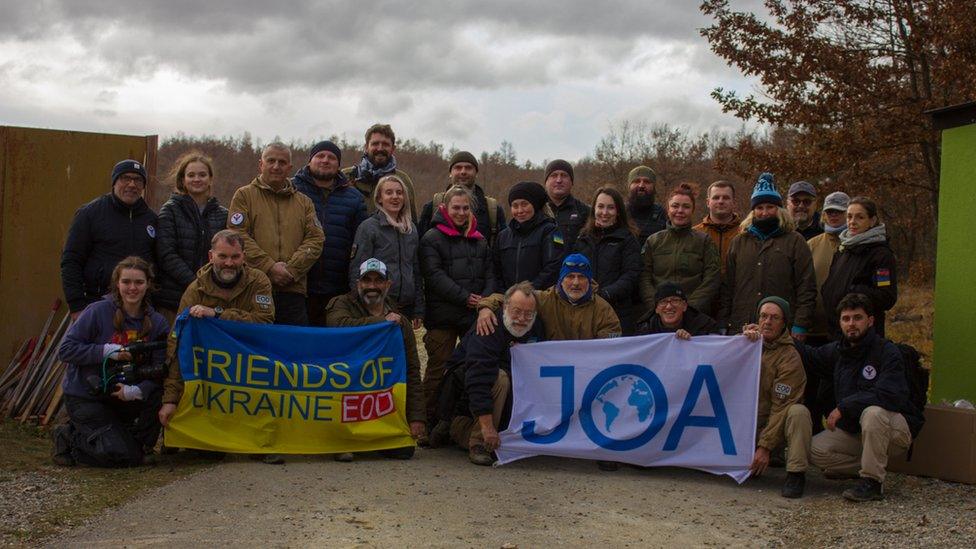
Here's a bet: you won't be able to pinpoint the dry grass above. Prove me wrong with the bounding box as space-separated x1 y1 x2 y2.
886 285 934 368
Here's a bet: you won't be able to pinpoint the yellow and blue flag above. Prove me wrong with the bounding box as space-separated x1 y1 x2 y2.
164 314 413 454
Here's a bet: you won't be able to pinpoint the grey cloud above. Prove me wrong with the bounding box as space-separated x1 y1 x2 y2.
1 1 717 94
356 92 415 119
418 104 480 141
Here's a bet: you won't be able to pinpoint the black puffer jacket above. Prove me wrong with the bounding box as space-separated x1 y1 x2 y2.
493 212 565 290
60 193 157 313
154 193 228 310
821 240 897 340
419 207 496 331
574 225 642 335
628 201 667 245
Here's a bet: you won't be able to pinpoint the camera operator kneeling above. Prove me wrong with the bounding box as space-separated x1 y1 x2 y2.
52 257 169 467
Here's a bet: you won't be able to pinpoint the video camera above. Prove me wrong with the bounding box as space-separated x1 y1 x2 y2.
86 340 168 396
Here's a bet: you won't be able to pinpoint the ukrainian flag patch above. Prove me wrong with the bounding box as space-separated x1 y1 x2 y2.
874 268 891 287
553 231 564 246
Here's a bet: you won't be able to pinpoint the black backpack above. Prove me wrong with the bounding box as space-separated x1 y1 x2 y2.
893 343 929 415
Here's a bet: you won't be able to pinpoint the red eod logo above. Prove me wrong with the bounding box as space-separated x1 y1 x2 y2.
341 389 395 422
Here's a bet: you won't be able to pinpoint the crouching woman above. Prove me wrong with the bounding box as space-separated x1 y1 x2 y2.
53 256 169 467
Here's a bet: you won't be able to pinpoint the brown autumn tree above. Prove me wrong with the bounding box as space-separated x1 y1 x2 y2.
700 0 976 275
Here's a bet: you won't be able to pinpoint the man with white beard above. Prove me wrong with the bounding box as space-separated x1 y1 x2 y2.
434 282 546 466
159 230 278 459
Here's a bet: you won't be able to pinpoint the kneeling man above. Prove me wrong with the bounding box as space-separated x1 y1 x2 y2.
802 293 923 502
743 297 811 498
326 258 426 461
445 282 545 465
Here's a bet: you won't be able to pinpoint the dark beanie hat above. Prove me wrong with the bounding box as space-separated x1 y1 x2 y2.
758 296 792 326
449 150 479 172
111 159 147 187
750 172 783 209
545 159 574 182
655 281 687 304
508 181 548 212
308 140 342 163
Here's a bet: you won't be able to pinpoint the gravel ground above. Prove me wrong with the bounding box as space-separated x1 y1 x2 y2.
43 450 976 548
0 472 75 543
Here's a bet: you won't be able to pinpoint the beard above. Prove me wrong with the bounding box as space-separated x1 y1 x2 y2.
310 166 338 182
216 266 241 283
359 288 386 306
367 151 390 167
503 313 534 338
628 188 655 208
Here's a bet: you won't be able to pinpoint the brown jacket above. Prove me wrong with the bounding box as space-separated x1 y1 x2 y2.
719 230 817 333
693 213 742 275
480 287 622 341
324 292 425 423
807 231 841 338
756 330 806 450
162 264 275 404
227 177 325 295
341 167 419 222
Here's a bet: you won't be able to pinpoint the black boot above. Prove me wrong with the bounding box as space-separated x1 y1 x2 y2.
842 477 884 502
781 471 805 498
50 425 75 467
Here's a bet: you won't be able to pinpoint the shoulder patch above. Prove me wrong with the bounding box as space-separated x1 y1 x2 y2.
874 268 891 287
313 216 322 229
349 243 358 259
255 294 272 306
552 231 564 246
230 212 245 226
774 383 792 398
146 225 156 238
862 365 877 380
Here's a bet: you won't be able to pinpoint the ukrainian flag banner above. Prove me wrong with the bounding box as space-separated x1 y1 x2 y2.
164 314 413 454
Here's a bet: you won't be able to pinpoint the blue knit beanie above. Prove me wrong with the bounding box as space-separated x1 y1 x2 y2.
750 172 783 209
559 253 593 282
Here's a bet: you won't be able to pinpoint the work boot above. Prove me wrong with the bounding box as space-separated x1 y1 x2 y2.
50 425 75 467
427 420 452 448
597 461 619 472
781 472 805 499
842 477 884 502
140 452 159 467
334 452 355 462
468 445 495 466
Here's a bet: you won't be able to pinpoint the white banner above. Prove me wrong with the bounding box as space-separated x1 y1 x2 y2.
496 334 762 483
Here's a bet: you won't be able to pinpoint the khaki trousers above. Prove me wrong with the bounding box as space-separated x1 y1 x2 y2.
449 370 510 449
422 328 462 421
810 405 911 482
757 404 812 472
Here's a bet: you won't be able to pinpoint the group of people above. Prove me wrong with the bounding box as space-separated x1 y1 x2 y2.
52 122 919 504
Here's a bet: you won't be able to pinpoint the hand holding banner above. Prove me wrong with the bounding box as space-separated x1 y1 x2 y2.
496 333 762 483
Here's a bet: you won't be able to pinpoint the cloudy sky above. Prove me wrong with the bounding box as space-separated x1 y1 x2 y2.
0 1 760 164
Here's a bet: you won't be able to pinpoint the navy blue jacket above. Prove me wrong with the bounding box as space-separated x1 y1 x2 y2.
799 329 924 437
493 212 565 290
60 193 158 313
453 310 546 417
293 167 368 297
549 194 590 250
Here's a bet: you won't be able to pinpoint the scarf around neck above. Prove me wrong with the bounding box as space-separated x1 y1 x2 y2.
839 223 887 251
435 203 483 239
747 216 782 241
353 153 398 184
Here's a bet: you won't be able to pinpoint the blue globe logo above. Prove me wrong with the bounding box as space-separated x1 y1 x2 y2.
592 374 655 439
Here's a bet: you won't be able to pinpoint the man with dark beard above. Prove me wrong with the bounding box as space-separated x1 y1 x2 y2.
158 230 278 460
325 258 427 462
293 140 368 325
626 166 667 245
342 123 419 221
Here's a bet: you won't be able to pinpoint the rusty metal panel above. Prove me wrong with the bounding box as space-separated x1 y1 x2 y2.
0 126 157 358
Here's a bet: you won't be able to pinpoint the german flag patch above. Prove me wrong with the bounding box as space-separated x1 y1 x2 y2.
874 268 891 287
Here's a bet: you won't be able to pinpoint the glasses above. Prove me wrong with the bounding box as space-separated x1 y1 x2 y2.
117 174 145 185
658 297 685 308
790 197 815 206
506 307 537 321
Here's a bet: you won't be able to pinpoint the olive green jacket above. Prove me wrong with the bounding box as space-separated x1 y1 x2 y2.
639 225 721 312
